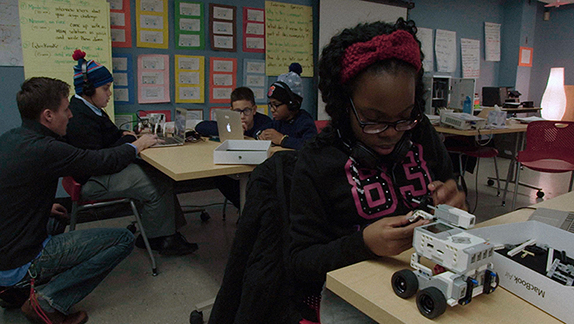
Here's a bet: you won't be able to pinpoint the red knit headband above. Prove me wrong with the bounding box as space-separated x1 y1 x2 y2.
340 30 421 84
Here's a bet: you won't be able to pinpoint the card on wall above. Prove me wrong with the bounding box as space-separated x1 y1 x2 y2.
110 0 132 47
175 55 205 103
137 54 170 103
175 0 204 50
209 3 236 52
210 57 236 104
243 59 267 104
112 54 134 104
136 0 169 49
243 7 265 53
209 107 228 121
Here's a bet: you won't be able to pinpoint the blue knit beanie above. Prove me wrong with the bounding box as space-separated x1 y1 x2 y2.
72 50 113 95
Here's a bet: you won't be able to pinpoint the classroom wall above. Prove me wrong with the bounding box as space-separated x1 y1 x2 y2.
531 2 574 106
0 0 318 136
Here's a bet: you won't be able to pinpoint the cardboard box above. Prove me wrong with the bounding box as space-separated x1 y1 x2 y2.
468 221 574 323
213 140 271 165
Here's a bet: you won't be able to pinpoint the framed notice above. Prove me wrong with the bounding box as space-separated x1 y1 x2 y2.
209 3 236 52
210 57 236 103
243 7 265 53
175 1 204 50
518 47 533 67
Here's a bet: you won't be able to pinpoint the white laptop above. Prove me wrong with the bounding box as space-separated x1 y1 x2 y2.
151 120 185 147
215 109 244 142
529 207 574 233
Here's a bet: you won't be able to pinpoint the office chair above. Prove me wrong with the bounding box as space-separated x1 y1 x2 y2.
511 121 574 210
61 176 158 276
314 120 329 133
446 136 501 198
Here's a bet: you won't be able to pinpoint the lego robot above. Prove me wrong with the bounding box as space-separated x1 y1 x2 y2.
391 205 499 319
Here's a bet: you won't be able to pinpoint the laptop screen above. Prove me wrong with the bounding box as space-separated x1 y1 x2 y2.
215 109 244 142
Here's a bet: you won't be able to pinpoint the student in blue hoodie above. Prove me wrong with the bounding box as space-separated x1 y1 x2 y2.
257 67 317 150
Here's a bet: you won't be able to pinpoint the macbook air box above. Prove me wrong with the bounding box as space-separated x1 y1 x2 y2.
213 140 271 165
468 221 574 323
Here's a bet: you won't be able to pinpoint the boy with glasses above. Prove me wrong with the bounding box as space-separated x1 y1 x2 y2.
195 87 271 138
256 72 317 150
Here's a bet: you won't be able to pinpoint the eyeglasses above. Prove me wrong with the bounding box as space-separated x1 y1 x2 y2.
232 107 253 116
267 102 285 112
349 97 420 134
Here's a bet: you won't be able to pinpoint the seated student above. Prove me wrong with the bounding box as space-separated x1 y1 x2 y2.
65 50 197 256
0 77 159 324
257 70 317 150
195 87 271 138
288 19 466 323
194 87 272 209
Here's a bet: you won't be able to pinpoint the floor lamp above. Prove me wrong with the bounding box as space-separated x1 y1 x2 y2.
541 67 567 120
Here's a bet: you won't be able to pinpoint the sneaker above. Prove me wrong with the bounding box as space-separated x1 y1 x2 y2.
21 299 88 324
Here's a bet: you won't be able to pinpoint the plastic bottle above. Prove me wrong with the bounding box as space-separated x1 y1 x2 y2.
463 96 473 115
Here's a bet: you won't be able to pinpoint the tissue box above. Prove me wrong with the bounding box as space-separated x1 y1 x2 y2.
487 110 506 127
213 140 271 164
468 221 574 324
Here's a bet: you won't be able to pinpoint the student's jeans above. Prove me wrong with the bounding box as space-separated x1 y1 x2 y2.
21 228 134 315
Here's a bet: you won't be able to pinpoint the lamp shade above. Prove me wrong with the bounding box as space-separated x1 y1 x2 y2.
541 67 567 120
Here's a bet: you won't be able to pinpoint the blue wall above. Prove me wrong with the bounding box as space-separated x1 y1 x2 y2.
2 0 573 137
531 2 574 105
0 0 317 135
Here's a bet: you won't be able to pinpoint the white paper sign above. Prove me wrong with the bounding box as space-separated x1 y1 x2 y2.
435 29 457 73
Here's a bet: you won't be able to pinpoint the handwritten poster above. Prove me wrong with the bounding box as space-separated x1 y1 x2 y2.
136 0 168 49
209 57 236 104
175 0 203 50
137 54 170 103
461 38 480 78
109 0 131 47
1 0 23 66
19 0 112 86
243 7 265 53
175 54 204 103
265 1 313 77
417 27 433 73
435 29 456 73
485 22 500 62
243 59 267 104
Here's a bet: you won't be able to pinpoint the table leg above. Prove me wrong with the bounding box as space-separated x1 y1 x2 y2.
501 132 525 206
238 173 249 215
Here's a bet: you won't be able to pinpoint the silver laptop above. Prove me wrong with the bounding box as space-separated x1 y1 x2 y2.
529 208 574 233
151 120 185 147
215 109 244 142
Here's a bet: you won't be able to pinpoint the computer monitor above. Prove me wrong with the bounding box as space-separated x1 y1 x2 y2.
482 87 509 107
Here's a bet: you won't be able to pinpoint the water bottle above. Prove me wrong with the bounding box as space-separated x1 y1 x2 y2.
463 96 473 115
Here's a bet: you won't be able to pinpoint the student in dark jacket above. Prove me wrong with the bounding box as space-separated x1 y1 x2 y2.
195 87 272 208
288 19 466 323
0 77 159 324
257 72 317 150
65 50 197 256
195 87 271 138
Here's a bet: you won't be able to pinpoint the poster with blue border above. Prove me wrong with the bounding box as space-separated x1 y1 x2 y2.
112 53 135 104
242 59 267 104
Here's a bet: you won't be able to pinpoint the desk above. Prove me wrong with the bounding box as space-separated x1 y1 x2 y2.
435 124 528 206
140 139 257 211
326 191 574 323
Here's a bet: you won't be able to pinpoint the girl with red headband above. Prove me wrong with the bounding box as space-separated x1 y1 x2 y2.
288 18 466 322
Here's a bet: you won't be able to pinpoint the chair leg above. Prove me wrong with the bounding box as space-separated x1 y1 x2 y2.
493 156 501 196
69 202 79 231
222 198 228 221
511 162 522 211
129 200 158 276
569 171 574 192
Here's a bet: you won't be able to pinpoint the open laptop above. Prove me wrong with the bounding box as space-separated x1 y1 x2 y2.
152 120 185 147
215 109 244 142
529 207 574 233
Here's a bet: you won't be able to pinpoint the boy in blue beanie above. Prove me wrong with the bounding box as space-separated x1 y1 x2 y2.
66 50 198 256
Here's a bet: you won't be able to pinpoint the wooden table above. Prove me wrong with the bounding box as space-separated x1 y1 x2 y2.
435 123 528 206
326 191 574 323
140 139 260 210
